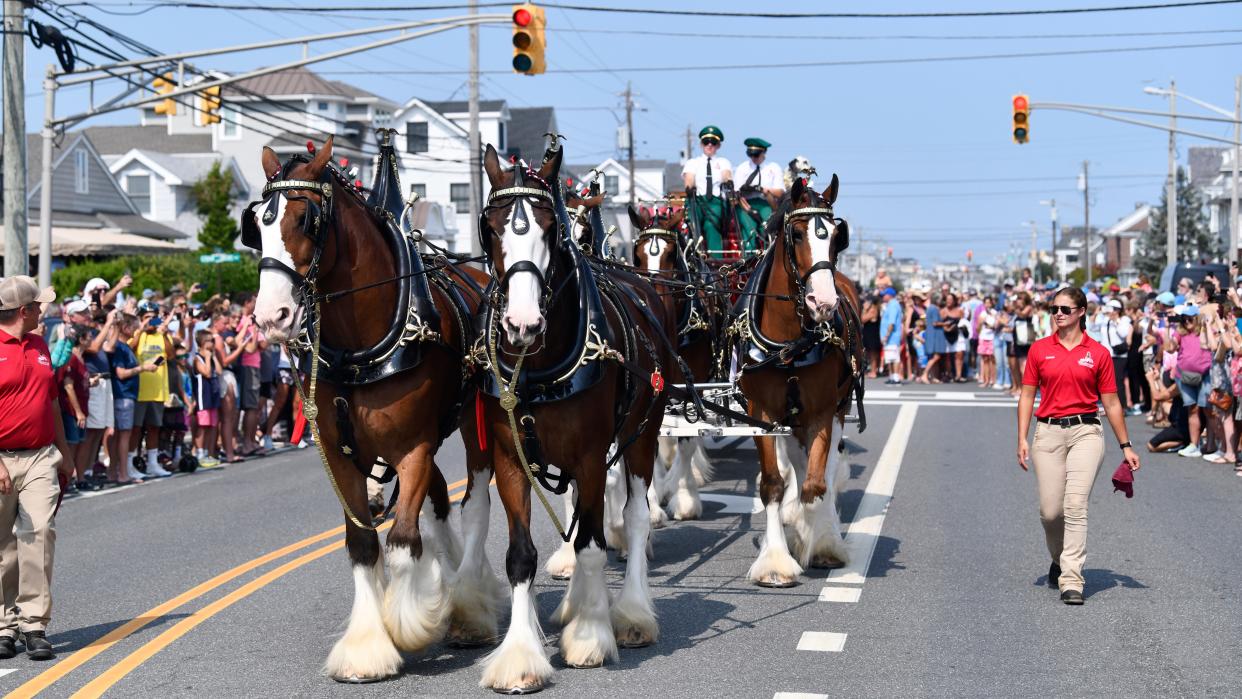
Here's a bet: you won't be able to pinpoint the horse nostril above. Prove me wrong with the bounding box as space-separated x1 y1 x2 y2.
276 307 290 323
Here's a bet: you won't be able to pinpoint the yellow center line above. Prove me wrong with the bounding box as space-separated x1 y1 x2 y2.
6 476 469 698
66 483 480 698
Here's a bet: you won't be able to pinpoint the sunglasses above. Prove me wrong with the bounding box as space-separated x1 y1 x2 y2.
746 149 764 157
700 138 720 146
1050 305 1081 316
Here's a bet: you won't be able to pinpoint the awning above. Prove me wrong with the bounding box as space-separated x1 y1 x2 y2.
0 225 184 256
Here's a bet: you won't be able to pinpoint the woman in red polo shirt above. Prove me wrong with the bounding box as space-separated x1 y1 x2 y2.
1017 286 1140 605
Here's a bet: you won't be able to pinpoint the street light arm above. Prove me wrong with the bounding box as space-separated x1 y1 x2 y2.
1031 103 1241 146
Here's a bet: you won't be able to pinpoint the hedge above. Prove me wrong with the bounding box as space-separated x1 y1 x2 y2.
51 252 259 299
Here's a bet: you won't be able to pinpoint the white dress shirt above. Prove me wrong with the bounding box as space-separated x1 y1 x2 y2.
682 155 732 197
732 159 782 197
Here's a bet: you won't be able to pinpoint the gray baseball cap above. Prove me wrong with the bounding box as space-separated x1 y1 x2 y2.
0 276 55 311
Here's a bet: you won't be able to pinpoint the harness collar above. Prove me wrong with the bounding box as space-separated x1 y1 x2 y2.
486 186 554 206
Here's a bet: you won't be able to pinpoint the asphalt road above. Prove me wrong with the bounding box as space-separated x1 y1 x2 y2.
3 380 1240 698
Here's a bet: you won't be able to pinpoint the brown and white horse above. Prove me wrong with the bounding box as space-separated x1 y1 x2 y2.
249 138 501 682
738 174 861 586
471 144 671 693
630 205 719 521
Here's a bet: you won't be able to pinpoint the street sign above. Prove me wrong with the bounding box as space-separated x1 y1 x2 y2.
199 252 241 264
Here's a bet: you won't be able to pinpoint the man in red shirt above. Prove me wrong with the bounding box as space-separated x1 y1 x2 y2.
0 276 76 660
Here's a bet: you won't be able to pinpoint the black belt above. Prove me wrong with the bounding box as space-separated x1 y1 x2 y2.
1038 414 1100 428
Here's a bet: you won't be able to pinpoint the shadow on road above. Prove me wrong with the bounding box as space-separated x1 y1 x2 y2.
1032 568 1148 597
49 613 192 654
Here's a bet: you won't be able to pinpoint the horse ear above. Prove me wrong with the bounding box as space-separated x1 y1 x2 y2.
261 147 281 181
483 144 504 187
824 173 840 205
308 136 333 175
537 146 563 181
628 203 648 230
832 219 850 257
790 176 807 206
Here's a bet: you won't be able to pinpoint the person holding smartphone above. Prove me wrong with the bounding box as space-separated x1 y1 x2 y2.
1017 286 1140 605
129 301 173 477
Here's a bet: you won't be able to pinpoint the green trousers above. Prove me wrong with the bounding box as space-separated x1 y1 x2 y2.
735 197 772 252
694 195 726 257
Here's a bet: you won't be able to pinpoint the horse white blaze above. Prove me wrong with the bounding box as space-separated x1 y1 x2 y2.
253 195 301 342
500 197 549 342
643 237 668 273
805 216 839 321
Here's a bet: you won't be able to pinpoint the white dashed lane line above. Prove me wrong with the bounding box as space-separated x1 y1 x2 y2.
773 692 828 699
796 631 849 653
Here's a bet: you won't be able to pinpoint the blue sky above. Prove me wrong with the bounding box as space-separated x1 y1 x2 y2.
11 1 1242 266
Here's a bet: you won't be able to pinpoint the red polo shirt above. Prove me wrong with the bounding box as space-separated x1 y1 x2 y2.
0 328 57 450
1023 333 1116 418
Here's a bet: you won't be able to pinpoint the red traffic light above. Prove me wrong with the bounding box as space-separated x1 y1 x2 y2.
1013 95 1028 111
513 7 532 26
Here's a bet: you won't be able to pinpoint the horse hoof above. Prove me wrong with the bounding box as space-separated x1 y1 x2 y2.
332 673 389 684
491 676 545 695
548 571 573 581
755 574 798 588
810 555 846 570
446 626 495 648
564 658 605 669
615 627 655 649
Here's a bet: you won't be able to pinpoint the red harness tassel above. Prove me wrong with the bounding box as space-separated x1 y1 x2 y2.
475 392 488 452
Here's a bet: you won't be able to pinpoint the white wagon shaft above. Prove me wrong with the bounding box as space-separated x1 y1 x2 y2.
659 381 861 438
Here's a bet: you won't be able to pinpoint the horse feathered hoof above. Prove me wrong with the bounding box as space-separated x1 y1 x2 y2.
446 623 496 648
615 625 656 649
491 677 545 695
810 555 846 570
755 574 799 588
332 673 389 684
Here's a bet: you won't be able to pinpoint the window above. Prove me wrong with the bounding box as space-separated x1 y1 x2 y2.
317 101 328 110
406 122 428 153
498 122 507 152
221 105 240 138
605 174 619 195
450 183 471 212
410 184 427 200
74 149 89 194
126 173 151 215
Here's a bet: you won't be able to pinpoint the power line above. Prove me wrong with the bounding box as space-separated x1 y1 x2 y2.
69 0 1242 18
316 38 1242 74
484 26 1242 42
847 174 1163 186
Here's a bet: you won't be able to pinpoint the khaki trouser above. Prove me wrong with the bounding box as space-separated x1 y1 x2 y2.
1031 422 1104 592
0 445 62 636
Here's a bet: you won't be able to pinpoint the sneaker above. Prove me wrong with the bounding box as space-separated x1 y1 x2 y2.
1178 444 1203 458
146 464 173 478
1126 406 1143 416
198 456 221 469
1060 589 1084 605
21 630 54 660
262 434 274 451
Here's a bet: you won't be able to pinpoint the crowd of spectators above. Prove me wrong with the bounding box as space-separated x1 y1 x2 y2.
861 266 1242 476
38 274 303 494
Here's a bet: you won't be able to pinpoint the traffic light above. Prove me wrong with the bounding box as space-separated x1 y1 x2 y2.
1012 94 1030 144
511 3 546 75
197 85 222 126
153 73 177 116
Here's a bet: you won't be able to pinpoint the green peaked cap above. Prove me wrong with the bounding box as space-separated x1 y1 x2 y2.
743 137 771 149
698 125 724 141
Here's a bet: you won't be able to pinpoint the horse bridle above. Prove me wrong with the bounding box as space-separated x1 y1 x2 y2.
241 169 337 303
782 201 842 326
481 165 560 314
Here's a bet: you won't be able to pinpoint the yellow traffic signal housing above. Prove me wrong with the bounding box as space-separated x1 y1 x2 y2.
511 3 547 75
1012 94 1030 144
198 85 222 126
153 73 177 116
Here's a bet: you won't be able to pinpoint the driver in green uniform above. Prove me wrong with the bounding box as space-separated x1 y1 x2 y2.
731 137 784 253
681 125 732 257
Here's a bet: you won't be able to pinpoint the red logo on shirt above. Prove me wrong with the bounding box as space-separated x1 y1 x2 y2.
1078 351 1094 368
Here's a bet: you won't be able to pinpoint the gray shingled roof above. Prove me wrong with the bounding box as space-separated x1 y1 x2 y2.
1188 146 1227 187
226 67 390 102
82 125 213 156
426 100 506 114
507 106 556 161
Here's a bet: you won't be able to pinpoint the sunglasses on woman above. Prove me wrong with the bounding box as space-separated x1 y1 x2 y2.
1050 305 1080 316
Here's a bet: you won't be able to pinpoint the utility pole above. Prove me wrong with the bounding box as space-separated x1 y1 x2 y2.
1029 220 1039 280
1082 160 1092 284
684 125 692 163
1166 79 1178 268
3 0 27 276
467 0 481 256
624 81 635 208
1232 74 1240 268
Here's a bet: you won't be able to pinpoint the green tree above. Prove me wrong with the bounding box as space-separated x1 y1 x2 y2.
1135 166 1218 279
192 161 238 251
